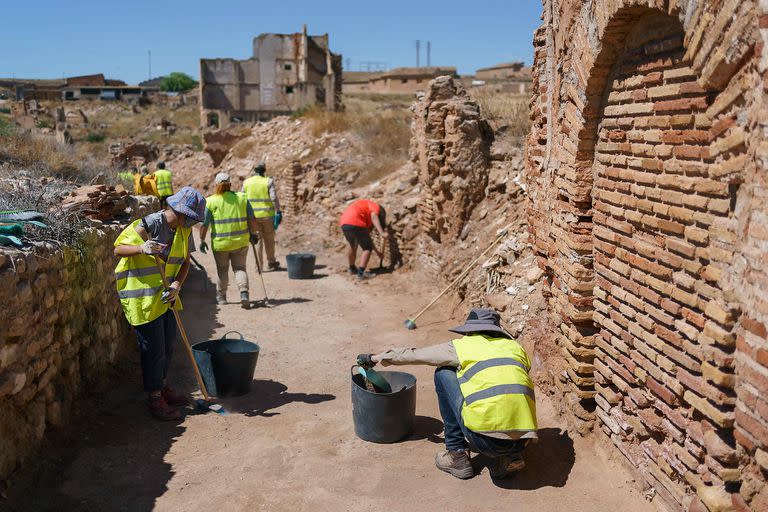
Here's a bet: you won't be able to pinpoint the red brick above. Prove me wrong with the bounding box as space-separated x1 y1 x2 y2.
654 96 708 112
646 375 678 405
735 409 768 447
741 316 768 338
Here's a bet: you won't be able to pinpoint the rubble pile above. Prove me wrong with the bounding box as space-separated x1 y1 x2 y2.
62 184 131 221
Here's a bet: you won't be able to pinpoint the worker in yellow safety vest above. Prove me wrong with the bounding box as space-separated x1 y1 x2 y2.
242 162 283 270
358 308 537 480
198 173 260 309
154 161 173 206
113 186 206 421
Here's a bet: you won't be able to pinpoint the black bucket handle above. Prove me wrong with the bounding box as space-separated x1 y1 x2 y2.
220 331 245 342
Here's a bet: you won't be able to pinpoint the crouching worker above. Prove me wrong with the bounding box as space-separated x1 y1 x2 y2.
198 172 259 308
113 186 206 421
358 308 537 480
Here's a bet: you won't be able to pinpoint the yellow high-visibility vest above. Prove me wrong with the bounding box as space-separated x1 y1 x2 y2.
154 169 173 197
113 219 189 326
452 335 537 434
242 175 275 218
205 192 250 252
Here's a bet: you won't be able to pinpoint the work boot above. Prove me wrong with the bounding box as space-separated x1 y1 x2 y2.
161 385 189 407
268 260 281 271
148 394 181 421
488 453 525 479
240 291 250 309
216 291 226 305
347 265 358 274
435 449 474 479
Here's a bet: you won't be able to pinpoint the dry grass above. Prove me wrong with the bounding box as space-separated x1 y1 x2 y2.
469 88 530 139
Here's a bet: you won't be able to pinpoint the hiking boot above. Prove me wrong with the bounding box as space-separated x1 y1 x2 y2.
435 449 474 479
488 453 525 479
216 291 226 305
161 385 189 407
240 291 250 309
268 261 281 271
347 265 358 274
148 394 181 421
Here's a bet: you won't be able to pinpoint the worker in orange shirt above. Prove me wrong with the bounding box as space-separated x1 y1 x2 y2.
339 199 386 279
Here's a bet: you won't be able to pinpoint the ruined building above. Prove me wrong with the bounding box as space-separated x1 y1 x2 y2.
199 26 342 128
527 1 767 511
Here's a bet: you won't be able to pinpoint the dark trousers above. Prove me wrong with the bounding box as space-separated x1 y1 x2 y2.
434 367 527 456
134 310 176 392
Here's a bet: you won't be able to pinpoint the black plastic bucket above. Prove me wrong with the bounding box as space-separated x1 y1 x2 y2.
286 253 316 279
191 331 260 397
351 367 417 443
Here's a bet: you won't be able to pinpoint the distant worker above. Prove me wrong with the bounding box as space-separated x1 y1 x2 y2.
118 166 135 187
357 308 537 480
154 161 174 206
136 165 159 197
339 199 386 279
242 162 283 270
113 187 206 421
198 173 259 308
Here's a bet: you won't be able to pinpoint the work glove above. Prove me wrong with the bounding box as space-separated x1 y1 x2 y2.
141 240 166 255
250 233 260 245
199 240 209 254
161 281 181 304
273 212 283 231
357 354 375 369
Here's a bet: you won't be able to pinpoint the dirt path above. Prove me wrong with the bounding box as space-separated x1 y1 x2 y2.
5 236 655 512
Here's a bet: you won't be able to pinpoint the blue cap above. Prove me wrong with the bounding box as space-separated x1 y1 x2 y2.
166 186 206 222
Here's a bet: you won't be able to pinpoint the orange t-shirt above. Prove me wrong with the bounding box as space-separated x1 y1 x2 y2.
339 199 381 229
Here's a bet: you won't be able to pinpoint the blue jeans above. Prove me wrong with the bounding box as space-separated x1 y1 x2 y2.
134 310 176 392
434 367 527 456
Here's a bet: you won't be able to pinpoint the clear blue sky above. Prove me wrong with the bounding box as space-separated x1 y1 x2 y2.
1 0 543 84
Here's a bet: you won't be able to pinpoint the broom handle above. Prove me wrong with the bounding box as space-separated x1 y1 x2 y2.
251 241 270 301
410 227 510 323
154 255 210 400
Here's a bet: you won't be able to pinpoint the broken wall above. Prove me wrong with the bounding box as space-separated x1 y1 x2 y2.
527 1 766 510
0 226 135 480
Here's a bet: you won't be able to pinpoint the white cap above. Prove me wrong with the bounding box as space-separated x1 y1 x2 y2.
214 172 230 184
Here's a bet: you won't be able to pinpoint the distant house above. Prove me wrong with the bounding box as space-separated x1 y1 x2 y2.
473 62 532 93
343 67 457 95
341 71 384 94
0 74 146 102
200 25 342 128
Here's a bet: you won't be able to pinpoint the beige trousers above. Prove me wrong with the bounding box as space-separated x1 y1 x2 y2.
252 217 276 265
213 246 249 295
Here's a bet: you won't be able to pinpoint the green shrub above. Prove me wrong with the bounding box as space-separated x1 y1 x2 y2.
86 133 106 143
0 107 10 114
161 72 197 93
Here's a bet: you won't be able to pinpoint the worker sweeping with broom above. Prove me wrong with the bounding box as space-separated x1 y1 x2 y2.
113 186 206 421
358 308 537 480
198 172 260 308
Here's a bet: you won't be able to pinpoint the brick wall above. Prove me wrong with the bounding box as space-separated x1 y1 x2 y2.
527 1 766 510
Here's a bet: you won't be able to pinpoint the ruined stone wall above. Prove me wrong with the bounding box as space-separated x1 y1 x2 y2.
0 226 134 480
410 76 493 243
527 1 766 510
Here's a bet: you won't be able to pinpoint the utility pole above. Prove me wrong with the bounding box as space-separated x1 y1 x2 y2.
415 40 420 68
427 41 431 67
148 50 152 81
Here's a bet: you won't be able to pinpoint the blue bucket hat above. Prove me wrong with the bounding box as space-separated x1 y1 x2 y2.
448 308 513 339
166 186 206 222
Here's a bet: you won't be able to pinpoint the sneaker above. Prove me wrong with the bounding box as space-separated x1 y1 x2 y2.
268 261 281 271
148 394 181 421
161 385 189 407
435 449 474 479
216 292 226 305
357 269 375 280
488 453 525 479
240 291 250 309
347 265 358 274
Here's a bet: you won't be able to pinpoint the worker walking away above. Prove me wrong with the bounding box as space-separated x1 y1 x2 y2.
339 199 386 279
198 173 259 308
154 161 174 206
358 308 537 480
113 187 206 421
242 162 283 271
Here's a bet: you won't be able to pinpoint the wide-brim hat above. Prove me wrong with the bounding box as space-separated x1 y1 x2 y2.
448 308 513 338
166 186 206 222
214 172 230 184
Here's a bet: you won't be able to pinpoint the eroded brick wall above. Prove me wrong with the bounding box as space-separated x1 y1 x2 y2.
527 1 766 510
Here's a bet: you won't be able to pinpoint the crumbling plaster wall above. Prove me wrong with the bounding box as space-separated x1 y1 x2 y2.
527 1 766 511
0 225 136 480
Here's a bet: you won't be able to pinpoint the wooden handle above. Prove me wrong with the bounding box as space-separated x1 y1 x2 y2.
410 227 510 323
154 256 210 400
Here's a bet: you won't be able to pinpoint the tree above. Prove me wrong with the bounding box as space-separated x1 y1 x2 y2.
160 72 197 93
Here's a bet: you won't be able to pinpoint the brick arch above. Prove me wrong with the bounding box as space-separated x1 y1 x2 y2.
527 1 763 510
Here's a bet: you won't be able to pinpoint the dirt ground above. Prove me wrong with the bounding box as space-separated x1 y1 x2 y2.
4 230 656 512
